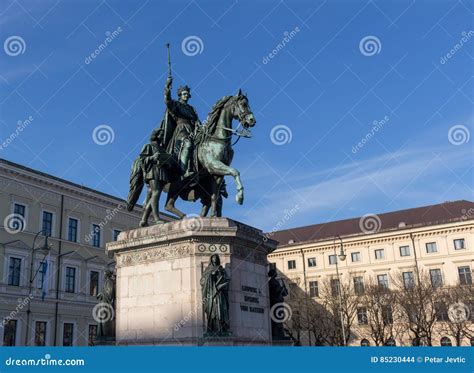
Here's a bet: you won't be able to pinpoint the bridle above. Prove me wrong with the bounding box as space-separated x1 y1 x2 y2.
206 95 253 145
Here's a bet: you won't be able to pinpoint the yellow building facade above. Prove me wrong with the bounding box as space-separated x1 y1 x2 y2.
268 200 474 346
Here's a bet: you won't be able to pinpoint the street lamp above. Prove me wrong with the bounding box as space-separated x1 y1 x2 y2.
25 231 51 345
334 235 346 346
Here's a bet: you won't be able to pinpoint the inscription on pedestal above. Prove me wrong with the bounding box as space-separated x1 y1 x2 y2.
240 285 265 314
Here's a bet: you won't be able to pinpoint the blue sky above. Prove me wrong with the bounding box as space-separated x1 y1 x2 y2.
1 0 473 231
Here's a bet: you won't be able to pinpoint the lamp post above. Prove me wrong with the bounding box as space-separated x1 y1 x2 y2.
25 231 50 345
334 235 347 346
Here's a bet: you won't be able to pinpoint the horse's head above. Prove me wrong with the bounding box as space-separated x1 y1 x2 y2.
232 89 256 128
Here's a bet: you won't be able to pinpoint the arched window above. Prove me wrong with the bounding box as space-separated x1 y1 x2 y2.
471 337 474 346
384 338 396 346
360 339 370 346
412 338 421 346
440 337 452 346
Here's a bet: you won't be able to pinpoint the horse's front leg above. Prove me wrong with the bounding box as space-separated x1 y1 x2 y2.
205 160 244 208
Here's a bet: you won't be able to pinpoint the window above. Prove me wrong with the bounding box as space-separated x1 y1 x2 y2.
307 257 316 267
13 203 26 231
90 271 99 296
3 320 17 346
65 267 76 293
68 218 78 242
41 211 53 236
330 278 340 296
360 339 370 346
440 337 452 346
36 261 46 289
287 260 296 270
92 224 101 248
351 252 361 262
34 321 47 346
454 239 465 250
329 255 337 265
458 266 472 285
402 271 415 289
377 274 389 289
357 307 368 324
435 302 448 321
384 338 396 346
382 306 393 325
429 269 443 288
268 262 276 272
8 257 22 286
399 245 410 257
113 229 122 241
88 325 97 346
353 276 365 295
374 249 385 260
425 242 437 253
309 281 319 297
62 323 74 346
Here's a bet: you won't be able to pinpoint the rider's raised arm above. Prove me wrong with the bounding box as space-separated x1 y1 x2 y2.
164 76 174 110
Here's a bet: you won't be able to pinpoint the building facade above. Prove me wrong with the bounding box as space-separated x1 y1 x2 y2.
0 159 172 346
267 200 474 346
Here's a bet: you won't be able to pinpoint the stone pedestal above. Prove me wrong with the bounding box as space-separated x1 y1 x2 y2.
106 217 277 346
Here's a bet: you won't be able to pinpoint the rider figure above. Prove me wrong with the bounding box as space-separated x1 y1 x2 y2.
164 76 201 178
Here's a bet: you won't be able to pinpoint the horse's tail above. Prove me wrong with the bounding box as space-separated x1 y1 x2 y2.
127 157 144 211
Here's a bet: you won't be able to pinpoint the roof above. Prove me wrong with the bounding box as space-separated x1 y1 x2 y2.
0 158 174 220
268 200 474 247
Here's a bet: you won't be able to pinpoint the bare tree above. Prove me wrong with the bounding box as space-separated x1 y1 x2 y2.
318 277 361 345
393 268 443 346
360 279 405 346
437 283 474 346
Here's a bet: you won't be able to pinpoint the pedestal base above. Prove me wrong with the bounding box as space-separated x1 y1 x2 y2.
106 218 277 346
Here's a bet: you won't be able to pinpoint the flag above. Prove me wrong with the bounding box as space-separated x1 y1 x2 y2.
41 252 50 301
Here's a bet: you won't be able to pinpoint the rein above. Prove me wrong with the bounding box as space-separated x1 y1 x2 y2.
203 98 252 146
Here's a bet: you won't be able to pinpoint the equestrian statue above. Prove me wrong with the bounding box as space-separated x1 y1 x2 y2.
126 44 256 225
